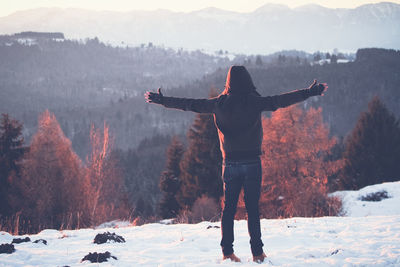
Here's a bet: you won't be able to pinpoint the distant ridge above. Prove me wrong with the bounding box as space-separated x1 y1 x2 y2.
0 2 399 54
13 31 64 39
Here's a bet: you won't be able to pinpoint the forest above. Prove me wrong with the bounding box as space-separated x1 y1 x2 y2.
1 33 400 234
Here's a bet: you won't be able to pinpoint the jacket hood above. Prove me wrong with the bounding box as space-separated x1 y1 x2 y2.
222 66 260 96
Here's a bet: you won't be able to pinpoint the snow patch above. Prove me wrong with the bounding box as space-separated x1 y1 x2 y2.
331 181 400 217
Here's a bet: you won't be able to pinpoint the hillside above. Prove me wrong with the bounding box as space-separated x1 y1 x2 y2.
181 48 400 137
1 38 399 155
0 35 235 154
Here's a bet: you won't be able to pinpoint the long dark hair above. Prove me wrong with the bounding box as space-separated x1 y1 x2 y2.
221 66 260 96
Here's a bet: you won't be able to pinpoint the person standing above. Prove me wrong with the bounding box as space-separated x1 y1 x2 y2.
145 65 327 263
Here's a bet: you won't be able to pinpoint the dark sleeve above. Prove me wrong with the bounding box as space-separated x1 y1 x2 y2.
162 96 218 114
256 88 310 111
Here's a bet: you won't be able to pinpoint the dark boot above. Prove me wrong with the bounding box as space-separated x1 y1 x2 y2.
223 253 241 262
253 252 267 263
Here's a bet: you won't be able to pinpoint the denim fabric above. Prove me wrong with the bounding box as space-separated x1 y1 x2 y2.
220 158 264 256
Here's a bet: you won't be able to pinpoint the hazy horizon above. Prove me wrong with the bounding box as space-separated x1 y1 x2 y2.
2 0 400 17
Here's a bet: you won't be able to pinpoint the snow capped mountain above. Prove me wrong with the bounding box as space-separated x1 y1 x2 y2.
355 2 399 18
0 2 399 54
253 3 291 14
294 3 331 12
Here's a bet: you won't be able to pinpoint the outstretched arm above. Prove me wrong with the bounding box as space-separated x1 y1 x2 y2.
257 80 328 111
145 88 217 114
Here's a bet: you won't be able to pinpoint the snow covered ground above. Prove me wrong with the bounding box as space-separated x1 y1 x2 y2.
1 182 400 267
331 181 400 217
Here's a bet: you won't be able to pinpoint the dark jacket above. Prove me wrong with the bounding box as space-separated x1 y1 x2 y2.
162 67 315 160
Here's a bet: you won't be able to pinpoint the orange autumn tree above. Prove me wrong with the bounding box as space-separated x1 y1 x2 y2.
15 110 87 232
258 105 342 218
85 123 129 225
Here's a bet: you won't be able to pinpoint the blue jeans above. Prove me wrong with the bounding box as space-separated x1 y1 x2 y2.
220 158 264 256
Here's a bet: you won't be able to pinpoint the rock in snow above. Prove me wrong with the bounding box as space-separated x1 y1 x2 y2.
0 243 15 254
93 232 126 244
11 237 30 244
81 251 117 263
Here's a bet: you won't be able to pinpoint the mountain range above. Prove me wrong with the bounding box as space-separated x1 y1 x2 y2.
0 2 399 54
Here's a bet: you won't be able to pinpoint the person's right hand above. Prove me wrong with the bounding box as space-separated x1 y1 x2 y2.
145 88 164 104
308 80 328 96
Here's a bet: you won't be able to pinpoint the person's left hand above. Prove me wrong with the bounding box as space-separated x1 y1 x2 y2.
308 80 328 96
145 88 164 104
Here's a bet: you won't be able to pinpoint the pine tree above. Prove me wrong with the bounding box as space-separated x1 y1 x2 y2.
159 136 184 218
330 54 338 64
313 52 322 62
255 55 263 66
178 98 223 209
0 114 26 215
339 96 400 189
134 195 153 218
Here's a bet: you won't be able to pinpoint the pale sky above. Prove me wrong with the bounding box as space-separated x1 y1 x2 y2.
1 0 399 17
